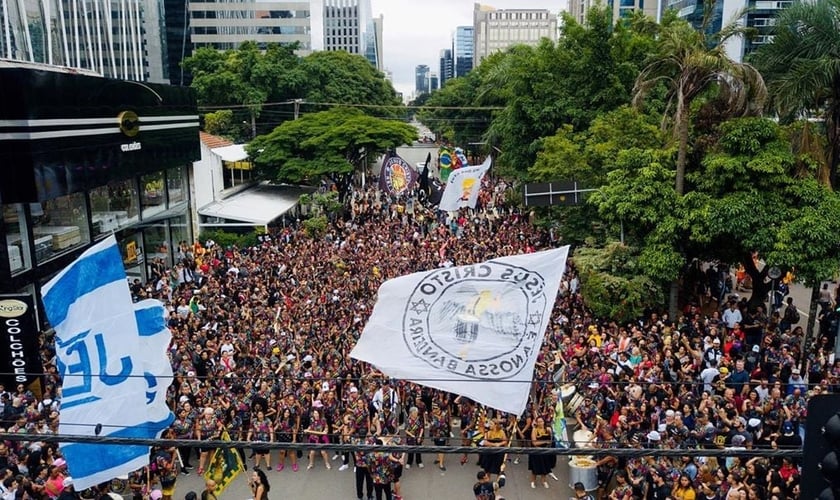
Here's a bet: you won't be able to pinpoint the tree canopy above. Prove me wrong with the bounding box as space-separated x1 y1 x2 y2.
246 107 417 200
183 43 401 140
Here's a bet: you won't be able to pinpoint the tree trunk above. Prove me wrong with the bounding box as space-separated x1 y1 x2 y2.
669 280 679 322
669 101 690 320
802 283 820 370
676 103 689 195
741 253 770 311
827 98 840 190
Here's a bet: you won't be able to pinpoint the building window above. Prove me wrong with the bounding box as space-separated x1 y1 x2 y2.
141 172 166 219
3 204 32 274
31 193 91 264
167 167 186 207
90 179 140 238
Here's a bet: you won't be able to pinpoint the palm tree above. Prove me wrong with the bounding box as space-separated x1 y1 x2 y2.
633 18 767 195
632 9 766 317
753 0 840 188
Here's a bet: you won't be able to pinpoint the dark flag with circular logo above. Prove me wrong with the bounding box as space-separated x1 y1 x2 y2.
379 154 419 197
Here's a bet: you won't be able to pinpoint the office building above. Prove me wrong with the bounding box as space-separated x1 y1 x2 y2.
569 0 661 24
187 0 312 53
454 26 474 76
0 0 167 82
473 3 557 68
323 0 383 71
439 48 454 86
416 64 430 94
430 72 439 91
664 0 793 62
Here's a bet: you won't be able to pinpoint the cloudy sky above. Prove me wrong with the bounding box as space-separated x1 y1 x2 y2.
369 0 567 97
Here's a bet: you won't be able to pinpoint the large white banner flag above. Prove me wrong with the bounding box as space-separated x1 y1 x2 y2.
41 236 174 491
438 156 492 212
351 246 569 415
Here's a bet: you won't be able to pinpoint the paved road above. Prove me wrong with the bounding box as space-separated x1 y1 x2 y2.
170 451 574 499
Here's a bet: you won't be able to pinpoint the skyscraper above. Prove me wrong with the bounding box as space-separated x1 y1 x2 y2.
186 0 312 53
439 48 454 87
323 0 383 71
473 3 557 68
430 72 439 91
454 26 474 77
663 0 792 62
570 0 661 24
0 0 167 82
415 64 430 94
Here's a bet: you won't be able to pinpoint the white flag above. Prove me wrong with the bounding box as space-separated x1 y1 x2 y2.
351 246 569 415
439 156 492 211
41 236 174 491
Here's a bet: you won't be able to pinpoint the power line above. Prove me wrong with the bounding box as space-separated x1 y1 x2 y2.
0 432 803 459
197 100 503 112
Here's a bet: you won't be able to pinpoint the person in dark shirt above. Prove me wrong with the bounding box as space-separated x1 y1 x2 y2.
646 469 672 500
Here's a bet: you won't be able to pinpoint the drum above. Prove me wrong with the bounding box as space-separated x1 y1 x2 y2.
566 393 585 416
569 457 598 491
560 384 576 403
572 429 594 449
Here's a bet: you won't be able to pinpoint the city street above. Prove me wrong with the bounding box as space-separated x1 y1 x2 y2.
172 451 572 499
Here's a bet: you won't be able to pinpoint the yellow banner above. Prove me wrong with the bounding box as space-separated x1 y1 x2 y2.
205 430 244 496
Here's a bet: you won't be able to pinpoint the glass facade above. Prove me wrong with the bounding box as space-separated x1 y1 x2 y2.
31 193 91 264
142 172 167 220
454 26 474 77
90 179 141 238
3 204 32 274
1 166 191 285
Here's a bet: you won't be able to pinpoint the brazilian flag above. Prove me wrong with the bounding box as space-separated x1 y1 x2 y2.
206 430 244 496
439 147 453 182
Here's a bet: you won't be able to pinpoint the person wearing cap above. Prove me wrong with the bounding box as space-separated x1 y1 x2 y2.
703 339 723 369
56 476 76 500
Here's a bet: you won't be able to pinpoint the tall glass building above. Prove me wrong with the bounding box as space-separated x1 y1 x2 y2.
0 0 167 82
454 25 473 77
323 0 383 71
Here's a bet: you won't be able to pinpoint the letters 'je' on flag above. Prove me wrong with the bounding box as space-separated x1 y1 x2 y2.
41 236 174 491
438 156 492 212
206 430 244 496
379 154 418 197
351 246 570 415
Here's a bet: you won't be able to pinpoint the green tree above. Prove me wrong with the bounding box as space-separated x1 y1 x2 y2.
246 107 417 201
184 42 302 137
483 6 655 176
590 117 840 322
753 0 840 188
296 50 401 117
633 19 767 196
573 242 664 323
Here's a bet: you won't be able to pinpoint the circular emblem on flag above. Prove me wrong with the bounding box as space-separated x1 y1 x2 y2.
382 156 412 195
402 262 547 380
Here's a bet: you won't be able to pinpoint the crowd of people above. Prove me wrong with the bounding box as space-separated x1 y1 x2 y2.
0 173 837 500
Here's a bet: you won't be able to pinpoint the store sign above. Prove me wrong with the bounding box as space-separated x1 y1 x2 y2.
0 295 44 394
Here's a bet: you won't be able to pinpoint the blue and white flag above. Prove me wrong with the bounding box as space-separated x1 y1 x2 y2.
438 156 492 212
351 246 569 415
41 236 174 491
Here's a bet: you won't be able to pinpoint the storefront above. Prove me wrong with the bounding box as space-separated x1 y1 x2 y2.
0 63 200 323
